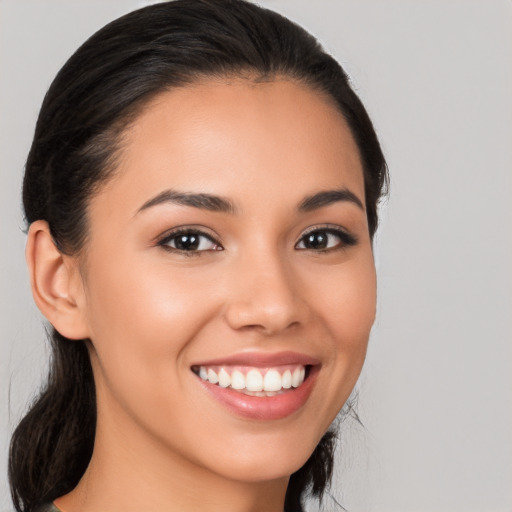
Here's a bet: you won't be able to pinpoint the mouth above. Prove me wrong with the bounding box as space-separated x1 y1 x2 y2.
191 364 309 397
190 353 319 420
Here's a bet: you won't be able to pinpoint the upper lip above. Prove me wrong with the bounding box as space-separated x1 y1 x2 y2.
191 351 320 368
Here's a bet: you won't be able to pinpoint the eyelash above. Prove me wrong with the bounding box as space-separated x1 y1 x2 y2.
157 225 357 256
157 227 221 257
296 226 358 252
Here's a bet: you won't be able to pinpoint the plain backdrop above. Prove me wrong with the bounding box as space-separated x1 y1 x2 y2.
1 1 511 511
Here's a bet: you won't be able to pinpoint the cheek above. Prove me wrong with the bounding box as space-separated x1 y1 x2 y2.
86 248 211 331
82 252 218 387
82 254 223 446
310 254 376 414
318 254 377 345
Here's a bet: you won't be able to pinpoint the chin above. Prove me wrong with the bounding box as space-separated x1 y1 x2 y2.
215 454 309 484
201 428 324 484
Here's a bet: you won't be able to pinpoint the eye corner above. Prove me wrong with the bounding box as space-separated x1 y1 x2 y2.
295 225 358 252
157 226 223 255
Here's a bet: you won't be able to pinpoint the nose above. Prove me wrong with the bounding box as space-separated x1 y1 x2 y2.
223 249 309 336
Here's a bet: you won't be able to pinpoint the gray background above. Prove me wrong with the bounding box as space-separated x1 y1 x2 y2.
1 1 511 511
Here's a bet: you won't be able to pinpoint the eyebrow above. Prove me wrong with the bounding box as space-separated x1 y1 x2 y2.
136 187 364 216
137 189 238 215
298 188 364 212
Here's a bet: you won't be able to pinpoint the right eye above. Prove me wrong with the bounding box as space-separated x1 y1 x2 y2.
158 228 222 254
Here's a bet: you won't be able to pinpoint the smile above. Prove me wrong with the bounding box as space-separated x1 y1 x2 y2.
190 353 319 420
192 364 307 396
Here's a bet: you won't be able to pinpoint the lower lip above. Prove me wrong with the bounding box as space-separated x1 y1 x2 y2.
196 367 318 420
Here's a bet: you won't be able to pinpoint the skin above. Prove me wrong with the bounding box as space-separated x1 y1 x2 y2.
28 79 376 512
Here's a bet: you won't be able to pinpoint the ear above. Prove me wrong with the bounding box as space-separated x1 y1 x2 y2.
26 220 90 340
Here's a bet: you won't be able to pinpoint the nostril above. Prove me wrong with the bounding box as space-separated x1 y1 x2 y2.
222 268 308 334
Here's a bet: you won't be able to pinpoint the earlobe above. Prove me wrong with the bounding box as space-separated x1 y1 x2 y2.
26 220 90 340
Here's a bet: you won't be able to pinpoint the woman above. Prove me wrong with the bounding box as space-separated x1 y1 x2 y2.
9 0 387 511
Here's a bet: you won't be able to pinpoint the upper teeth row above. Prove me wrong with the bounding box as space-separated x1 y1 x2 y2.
198 366 306 392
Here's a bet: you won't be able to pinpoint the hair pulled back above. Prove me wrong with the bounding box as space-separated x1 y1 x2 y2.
10 1 388 510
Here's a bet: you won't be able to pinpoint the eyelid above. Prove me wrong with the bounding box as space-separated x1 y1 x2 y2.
154 223 356 255
295 224 358 250
156 225 223 253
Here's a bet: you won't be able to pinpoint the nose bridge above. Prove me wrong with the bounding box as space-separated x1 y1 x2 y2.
223 242 306 334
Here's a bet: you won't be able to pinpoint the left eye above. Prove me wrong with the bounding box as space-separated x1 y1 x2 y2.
295 228 355 251
159 230 220 252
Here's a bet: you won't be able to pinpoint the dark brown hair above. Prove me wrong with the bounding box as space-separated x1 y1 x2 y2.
9 1 388 510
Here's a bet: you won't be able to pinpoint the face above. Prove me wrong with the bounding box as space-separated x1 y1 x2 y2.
77 79 376 484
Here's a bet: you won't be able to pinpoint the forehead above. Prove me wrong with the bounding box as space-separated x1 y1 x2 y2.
95 78 365 215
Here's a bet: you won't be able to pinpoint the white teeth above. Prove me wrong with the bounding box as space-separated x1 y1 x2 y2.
246 369 263 391
196 365 307 393
263 369 282 392
207 368 218 384
231 370 246 390
218 368 231 388
282 370 292 389
291 368 301 388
